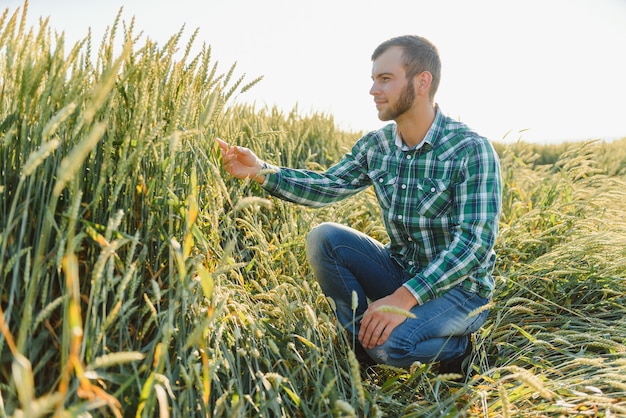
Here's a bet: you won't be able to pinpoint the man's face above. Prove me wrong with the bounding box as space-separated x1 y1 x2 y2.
370 46 416 121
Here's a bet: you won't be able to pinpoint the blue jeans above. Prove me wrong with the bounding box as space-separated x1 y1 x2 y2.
306 222 490 368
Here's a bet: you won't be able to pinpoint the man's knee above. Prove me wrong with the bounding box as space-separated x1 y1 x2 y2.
306 222 340 258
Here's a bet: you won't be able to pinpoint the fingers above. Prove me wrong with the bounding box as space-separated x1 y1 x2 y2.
359 305 407 348
215 137 238 165
361 325 386 349
233 145 253 159
215 137 247 159
215 138 238 177
215 137 229 152
215 138 262 180
359 312 387 349
215 137 250 160
359 310 374 346
364 327 386 349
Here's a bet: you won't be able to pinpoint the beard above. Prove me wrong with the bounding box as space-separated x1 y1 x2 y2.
378 79 416 121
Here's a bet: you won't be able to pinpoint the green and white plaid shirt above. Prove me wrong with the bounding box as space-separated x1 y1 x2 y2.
262 106 502 305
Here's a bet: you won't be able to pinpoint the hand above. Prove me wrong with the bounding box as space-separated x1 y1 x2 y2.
215 137 265 182
358 287 417 349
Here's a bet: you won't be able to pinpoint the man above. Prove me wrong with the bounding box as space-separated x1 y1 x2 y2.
216 35 502 375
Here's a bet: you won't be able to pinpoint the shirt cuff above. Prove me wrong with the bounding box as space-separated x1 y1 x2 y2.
403 274 437 305
260 163 280 188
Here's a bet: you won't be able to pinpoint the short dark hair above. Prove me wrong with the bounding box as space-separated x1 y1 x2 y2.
372 35 441 101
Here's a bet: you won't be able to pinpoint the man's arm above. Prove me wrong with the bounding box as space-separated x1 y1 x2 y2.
402 138 502 305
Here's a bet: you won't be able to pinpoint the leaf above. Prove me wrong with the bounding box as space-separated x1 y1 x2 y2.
197 264 214 300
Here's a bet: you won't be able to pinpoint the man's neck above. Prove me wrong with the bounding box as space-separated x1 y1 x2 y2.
396 104 436 148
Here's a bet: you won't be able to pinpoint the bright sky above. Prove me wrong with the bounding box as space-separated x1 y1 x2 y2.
6 0 626 143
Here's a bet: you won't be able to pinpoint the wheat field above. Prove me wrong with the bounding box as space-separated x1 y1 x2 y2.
1 3 626 417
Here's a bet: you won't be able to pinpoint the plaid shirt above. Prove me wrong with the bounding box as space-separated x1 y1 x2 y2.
262 106 502 305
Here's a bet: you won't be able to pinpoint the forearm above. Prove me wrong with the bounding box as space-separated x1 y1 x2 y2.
403 219 498 304
261 165 368 208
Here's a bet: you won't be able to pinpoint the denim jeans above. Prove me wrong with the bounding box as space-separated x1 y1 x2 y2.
306 222 490 368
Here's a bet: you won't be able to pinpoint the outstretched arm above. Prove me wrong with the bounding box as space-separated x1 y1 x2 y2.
215 137 267 183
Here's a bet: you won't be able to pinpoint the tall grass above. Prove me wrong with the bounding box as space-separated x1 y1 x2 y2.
0 2 262 416
2 2 626 416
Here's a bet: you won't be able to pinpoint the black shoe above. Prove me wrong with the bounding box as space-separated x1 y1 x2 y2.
438 335 473 378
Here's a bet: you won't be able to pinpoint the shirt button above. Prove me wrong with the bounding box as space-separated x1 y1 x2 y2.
398 215 403 220
401 184 407 189
379 178 384 183
431 187 436 192
406 155 412 160
408 260 414 265
408 237 413 241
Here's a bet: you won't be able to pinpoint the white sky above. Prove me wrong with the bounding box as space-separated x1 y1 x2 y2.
6 0 626 143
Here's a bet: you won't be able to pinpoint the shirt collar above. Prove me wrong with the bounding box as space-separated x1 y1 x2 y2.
394 104 442 151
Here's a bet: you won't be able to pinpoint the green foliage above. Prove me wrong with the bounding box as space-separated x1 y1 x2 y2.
0 2 261 416
1 2 626 417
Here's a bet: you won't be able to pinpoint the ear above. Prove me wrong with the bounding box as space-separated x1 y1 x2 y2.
414 71 433 96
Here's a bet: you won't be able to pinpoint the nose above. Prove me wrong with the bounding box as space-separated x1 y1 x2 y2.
369 81 380 96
